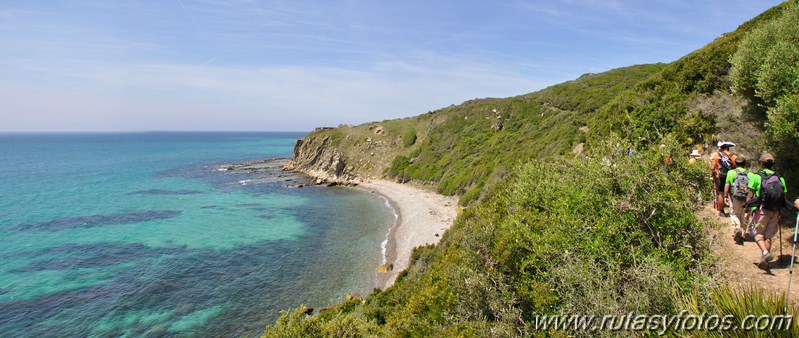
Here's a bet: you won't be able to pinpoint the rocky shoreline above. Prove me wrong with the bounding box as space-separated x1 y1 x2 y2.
231 140 458 291
280 138 458 289
221 157 354 188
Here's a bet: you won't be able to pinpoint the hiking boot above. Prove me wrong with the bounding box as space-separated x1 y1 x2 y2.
763 252 774 262
733 228 744 244
757 259 770 271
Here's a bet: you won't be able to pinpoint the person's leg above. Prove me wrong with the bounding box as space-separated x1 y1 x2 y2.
732 199 746 243
755 236 770 254
755 211 779 270
715 178 726 215
732 198 745 219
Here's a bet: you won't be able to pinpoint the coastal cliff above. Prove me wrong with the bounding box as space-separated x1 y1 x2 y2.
283 122 425 185
283 134 354 184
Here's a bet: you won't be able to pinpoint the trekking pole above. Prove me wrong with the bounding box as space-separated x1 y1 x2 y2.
787 212 799 313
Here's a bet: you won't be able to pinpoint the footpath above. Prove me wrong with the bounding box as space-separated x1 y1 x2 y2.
703 203 799 301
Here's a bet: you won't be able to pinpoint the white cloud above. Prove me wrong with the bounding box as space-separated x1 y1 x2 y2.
0 55 541 131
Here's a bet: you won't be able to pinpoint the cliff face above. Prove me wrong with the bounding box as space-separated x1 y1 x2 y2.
283 134 355 184
284 122 423 185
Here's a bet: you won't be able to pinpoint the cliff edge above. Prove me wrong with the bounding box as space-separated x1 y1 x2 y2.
283 133 355 184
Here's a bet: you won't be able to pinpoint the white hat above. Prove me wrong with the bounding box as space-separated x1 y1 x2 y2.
717 141 736 148
690 150 701 157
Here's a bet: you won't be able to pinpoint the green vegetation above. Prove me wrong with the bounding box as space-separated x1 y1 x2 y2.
266 141 714 337
265 2 799 336
402 130 417 147
731 2 799 181
386 63 665 204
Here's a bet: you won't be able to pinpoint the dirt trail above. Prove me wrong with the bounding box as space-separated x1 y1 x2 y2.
703 203 799 301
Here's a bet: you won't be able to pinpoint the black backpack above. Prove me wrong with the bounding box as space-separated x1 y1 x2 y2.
718 154 733 177
760 172 785 210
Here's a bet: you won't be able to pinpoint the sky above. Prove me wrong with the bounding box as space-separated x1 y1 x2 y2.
0 0 786 132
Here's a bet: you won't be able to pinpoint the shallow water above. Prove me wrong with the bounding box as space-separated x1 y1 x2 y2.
0 132 392 337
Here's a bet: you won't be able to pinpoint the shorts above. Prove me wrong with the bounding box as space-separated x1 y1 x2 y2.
715 177 726 192
754 209 780 240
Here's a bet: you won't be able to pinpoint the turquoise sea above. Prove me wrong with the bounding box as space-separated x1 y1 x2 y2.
0 132 393 337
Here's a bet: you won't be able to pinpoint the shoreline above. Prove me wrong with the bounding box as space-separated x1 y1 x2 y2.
276 157 458 290
355 180 458 289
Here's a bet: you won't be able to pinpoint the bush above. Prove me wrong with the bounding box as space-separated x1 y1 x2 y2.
730 2 799 188
403 130 417 147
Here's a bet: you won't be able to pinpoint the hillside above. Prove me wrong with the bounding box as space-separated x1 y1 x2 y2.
267 2 799 336
286 63 665 204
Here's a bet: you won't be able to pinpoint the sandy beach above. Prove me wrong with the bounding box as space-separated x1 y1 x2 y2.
357 180 459 289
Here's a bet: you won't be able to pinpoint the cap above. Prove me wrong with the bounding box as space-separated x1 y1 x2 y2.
760 153 775 162
690 150 701 157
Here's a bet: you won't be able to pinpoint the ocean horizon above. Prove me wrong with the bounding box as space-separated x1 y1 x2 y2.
0 132 393 337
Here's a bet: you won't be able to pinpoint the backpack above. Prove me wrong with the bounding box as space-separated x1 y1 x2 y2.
718 154 733 177
760 172 784 210
732 169 750 199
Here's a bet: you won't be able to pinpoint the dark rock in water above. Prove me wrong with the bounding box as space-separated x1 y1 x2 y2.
286 179 318 189
128 189 203 195
10 242 187 272
11 210 182 232
435 233 439 237
174 303 195 314
200 205 218 209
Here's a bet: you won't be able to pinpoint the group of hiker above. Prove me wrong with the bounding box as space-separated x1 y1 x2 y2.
703 141 796 271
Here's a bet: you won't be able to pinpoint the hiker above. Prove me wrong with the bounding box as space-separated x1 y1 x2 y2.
724 156 755 244
744 153 787 271
711 142 737 217
689 149 701 165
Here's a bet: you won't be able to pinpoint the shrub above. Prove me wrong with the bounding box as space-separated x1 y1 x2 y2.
403 130 417 147
730 2 799 186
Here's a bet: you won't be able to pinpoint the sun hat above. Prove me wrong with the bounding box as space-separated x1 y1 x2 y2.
690 150 701 157
717 141 736 148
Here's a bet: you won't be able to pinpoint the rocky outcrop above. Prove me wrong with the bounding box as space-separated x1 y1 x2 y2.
376 263 394 273
283 134 356 185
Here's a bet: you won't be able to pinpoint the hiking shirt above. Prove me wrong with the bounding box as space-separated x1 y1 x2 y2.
725 167 757 198
747 169 787 197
